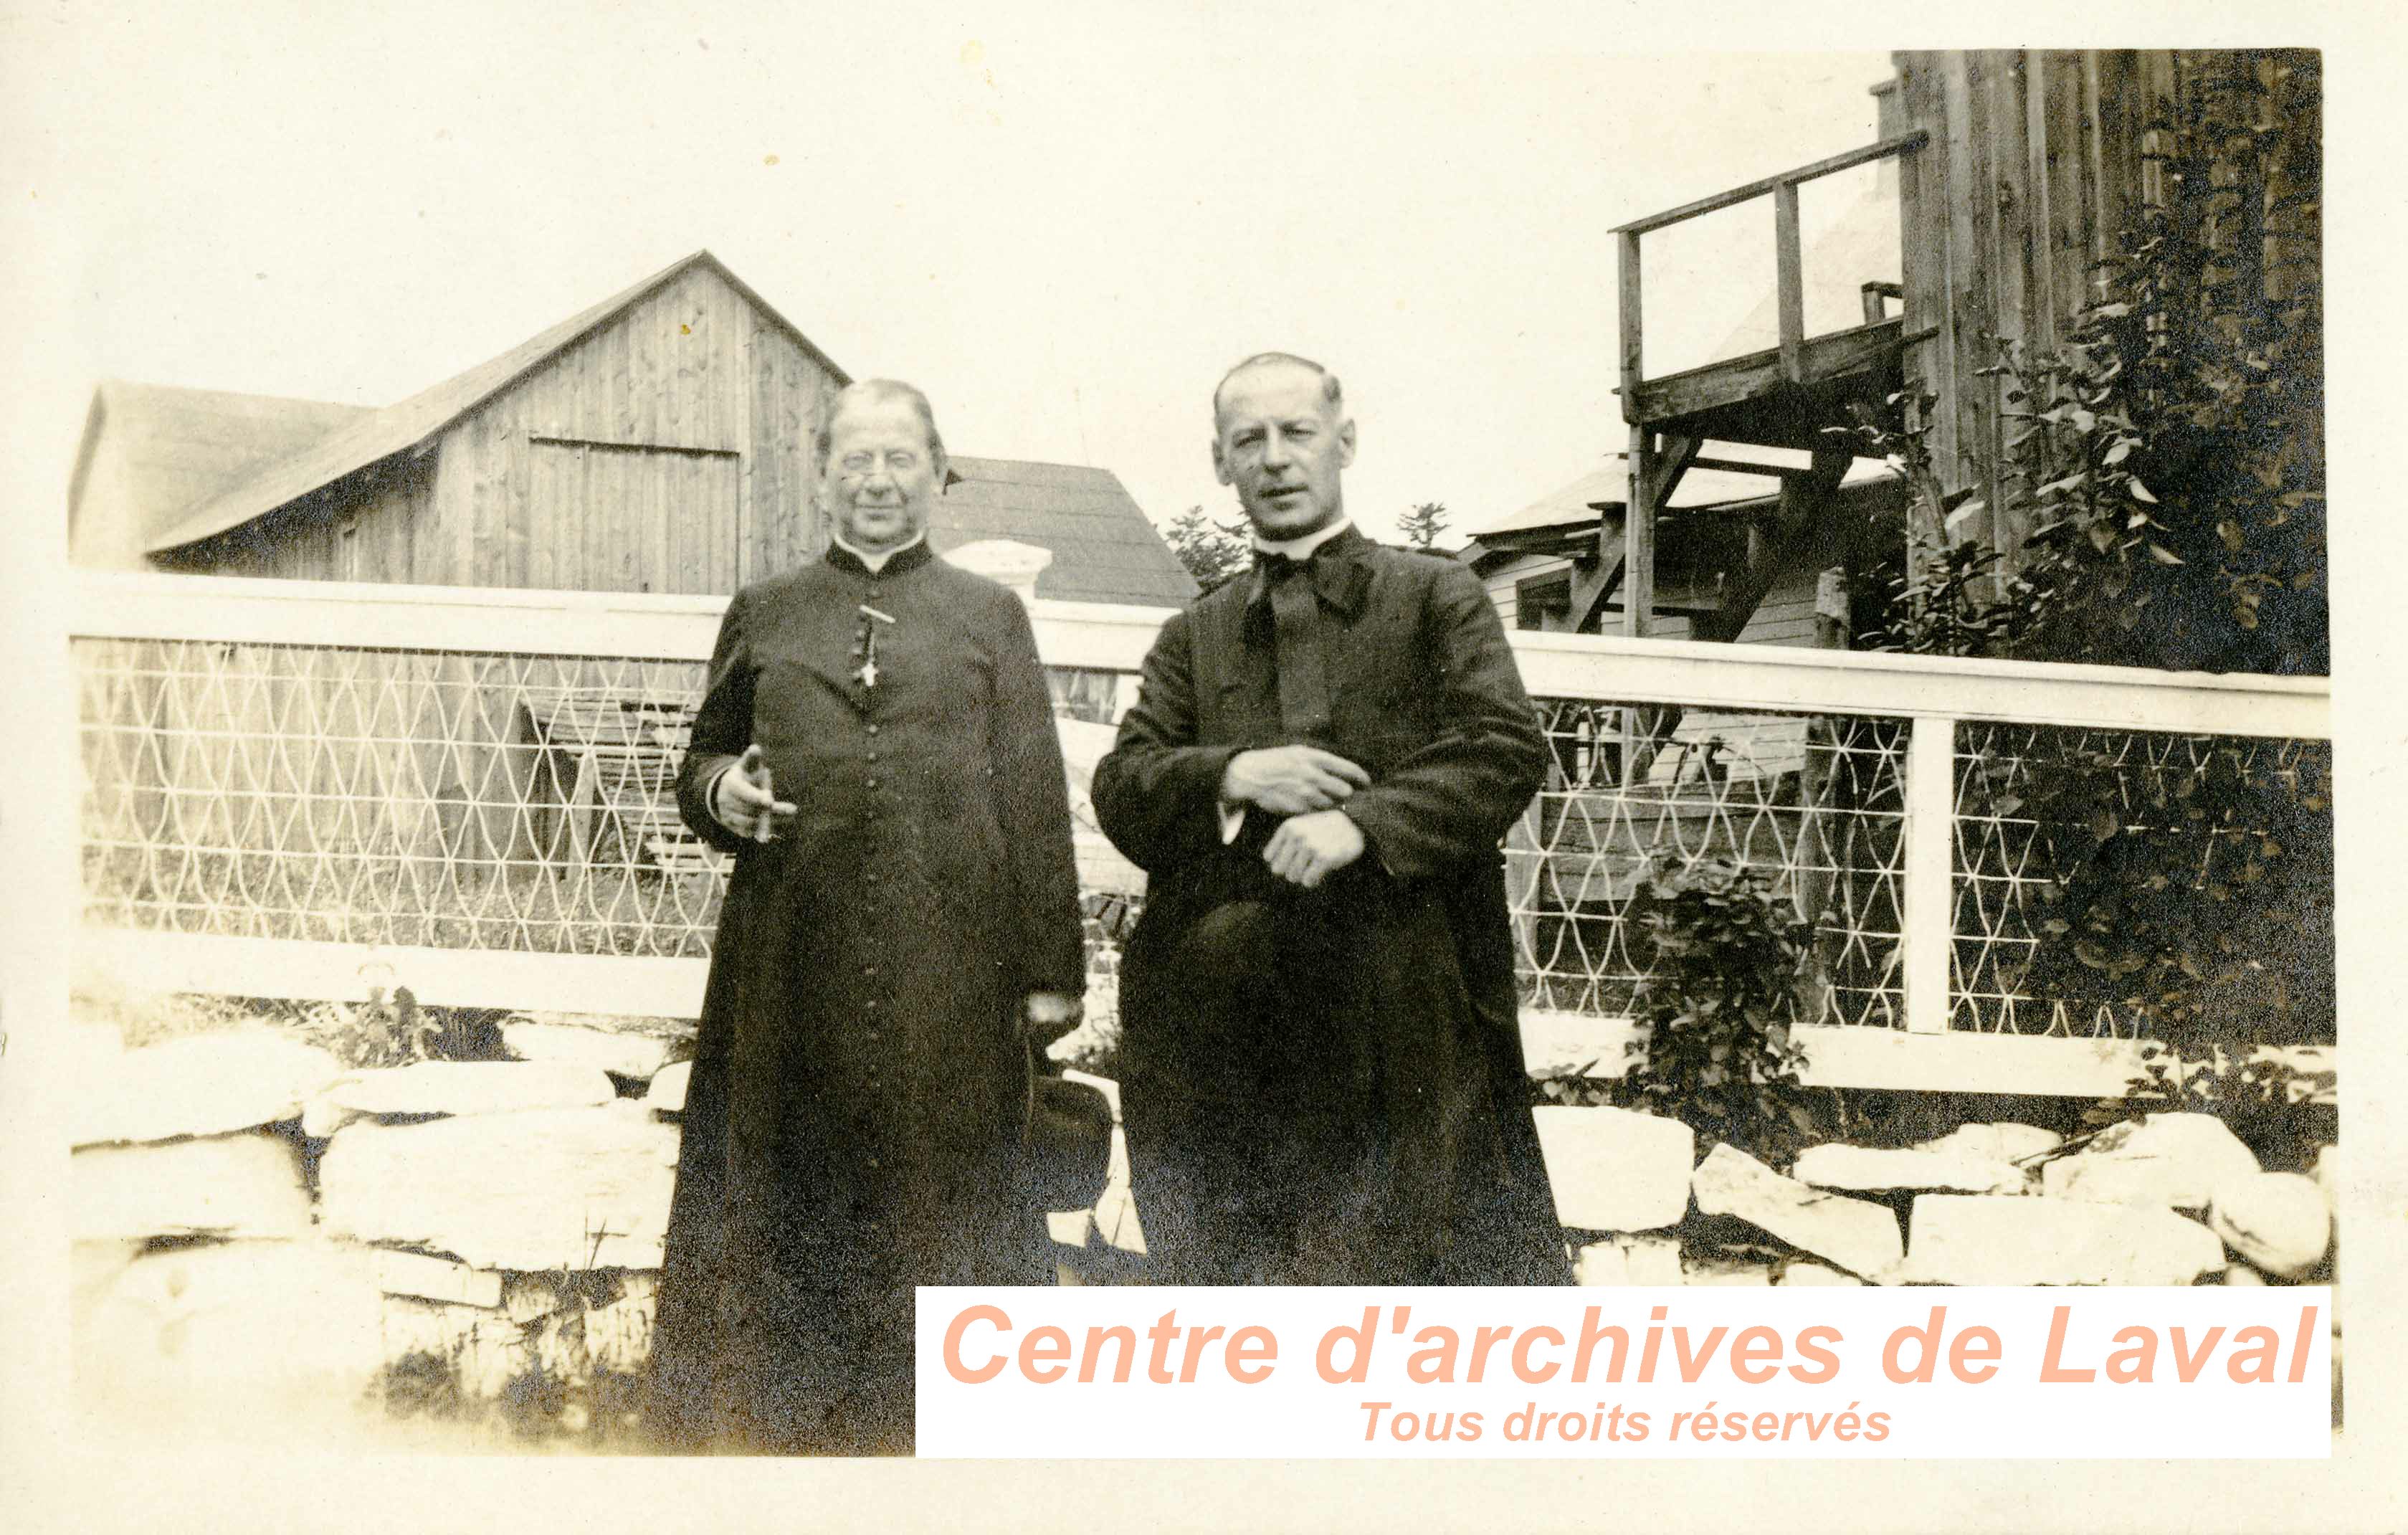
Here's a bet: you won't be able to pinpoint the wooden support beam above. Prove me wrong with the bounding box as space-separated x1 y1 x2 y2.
1624 427 1655 638
1623 452 1869 485
1690 442 1856 645
1617 230 1644 424
1647 434 1703 513
1774 181 1806 384
1567 553 1625 636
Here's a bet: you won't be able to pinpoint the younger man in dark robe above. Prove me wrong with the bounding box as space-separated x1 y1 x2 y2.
1093 353 1568 1287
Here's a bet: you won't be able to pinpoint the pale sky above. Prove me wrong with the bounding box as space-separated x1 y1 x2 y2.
5 5 1892 548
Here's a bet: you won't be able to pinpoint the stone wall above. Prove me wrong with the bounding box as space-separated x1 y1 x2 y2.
70 1000 2338 1445
1533 1105 2338 1291
70 1013 685 1444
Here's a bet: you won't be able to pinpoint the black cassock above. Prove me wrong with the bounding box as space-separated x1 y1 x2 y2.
646 540 1085 1455
1092 526 1569 1287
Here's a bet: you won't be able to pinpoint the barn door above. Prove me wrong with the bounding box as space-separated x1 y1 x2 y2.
528 437 741 594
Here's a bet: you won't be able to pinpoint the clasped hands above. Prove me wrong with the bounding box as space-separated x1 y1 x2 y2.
1221 744 1371 889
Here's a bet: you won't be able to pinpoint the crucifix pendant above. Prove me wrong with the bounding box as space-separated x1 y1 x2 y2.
854 603 895 693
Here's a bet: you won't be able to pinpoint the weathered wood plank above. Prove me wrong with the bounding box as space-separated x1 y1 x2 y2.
1774 181 1804 384
1895 51 1953 555
1994 49 2037 364
1617 230 1643 419
1611 131 1928 235
2047 50 2098 327
2088 51 2135 261
1627 318 1908 422
1940 53 1995 521
1624 427 1655 638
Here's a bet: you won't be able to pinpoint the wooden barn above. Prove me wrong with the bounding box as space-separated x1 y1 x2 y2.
69 252 1191 913
67 249 1195 608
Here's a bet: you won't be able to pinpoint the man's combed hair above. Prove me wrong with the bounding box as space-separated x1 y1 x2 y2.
1213 351 1344 423
815 379 948 471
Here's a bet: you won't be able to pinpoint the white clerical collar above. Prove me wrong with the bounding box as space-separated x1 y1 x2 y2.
832 532 927 574
1252 518 1353 560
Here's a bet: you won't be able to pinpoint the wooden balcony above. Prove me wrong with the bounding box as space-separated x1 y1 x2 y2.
1614 130 1929 439
1608 131 1928 634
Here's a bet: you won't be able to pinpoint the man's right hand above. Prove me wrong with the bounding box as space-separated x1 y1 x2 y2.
713 743 799 842
1220 745 1371 817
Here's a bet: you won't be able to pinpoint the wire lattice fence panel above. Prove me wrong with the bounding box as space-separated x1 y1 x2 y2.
80 638 726 957
77 635 1148 971
1509 699 1908 1027
73 595 2333 1048
1951 723 2336 1040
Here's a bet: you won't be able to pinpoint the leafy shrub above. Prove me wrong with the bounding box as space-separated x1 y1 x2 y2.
1603 859 1840 1164
1838 55 2331 1056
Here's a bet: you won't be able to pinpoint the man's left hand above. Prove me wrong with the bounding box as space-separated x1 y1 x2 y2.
1262 809 1368 889
1019 990 1085 1044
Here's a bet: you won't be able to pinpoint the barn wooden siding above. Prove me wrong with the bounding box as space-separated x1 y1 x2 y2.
1890 48 2320 568
184 264 843 593
145 267 846 870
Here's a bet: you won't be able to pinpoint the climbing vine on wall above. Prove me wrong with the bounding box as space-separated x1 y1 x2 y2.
1844 53 2331 1052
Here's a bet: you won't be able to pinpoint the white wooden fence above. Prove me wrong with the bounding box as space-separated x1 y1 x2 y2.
71 571 2333 1097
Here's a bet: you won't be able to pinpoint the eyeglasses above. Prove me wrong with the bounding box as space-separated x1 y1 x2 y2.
839 450 924 480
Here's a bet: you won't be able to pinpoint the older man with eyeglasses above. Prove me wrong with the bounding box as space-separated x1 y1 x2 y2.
647 379 1085 1456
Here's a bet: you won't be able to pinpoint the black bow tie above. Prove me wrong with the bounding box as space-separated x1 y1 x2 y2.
1257 548 1318 581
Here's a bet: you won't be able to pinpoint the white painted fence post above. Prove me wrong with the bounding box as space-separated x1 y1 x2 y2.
1902 713 1957 1034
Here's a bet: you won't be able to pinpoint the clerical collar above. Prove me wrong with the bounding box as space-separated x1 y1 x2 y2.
829 533 928 574
1252 518 1354 561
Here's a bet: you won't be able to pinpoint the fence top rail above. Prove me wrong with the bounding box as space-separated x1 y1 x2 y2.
1609 130 1928 237
67 569 2329 741
1510 627 2329 741
64 569 1180 673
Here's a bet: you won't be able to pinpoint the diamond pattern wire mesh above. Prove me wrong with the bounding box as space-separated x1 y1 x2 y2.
1951 723 2335 1038
76 636 1151 967
78 638 728 957
77 634 2326 1040
1509 698 1908 1027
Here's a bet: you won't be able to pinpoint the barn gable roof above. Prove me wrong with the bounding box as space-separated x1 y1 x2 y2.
92 252 1192 606
936 457 1199 608
70 380 373 557
141 250 849 555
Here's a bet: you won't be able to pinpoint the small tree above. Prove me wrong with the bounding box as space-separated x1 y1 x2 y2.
1162 505 1252 591
1398 500 1450 551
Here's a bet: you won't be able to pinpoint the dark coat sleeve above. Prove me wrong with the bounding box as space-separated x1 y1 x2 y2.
1089 607 1248 875
983 588 1089 998
1338 560 1548 883
675 586 759 859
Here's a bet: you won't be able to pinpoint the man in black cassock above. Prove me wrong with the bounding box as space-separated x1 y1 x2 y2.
1092 352 1569 1287
646 380 1087 1455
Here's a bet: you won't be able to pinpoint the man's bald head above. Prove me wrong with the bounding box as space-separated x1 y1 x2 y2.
1212 352 1343 432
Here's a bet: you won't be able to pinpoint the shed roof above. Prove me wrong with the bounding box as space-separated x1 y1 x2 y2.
141 250 848 555
937 456 1199 608
1470 453 1897 541
69 380 373 555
